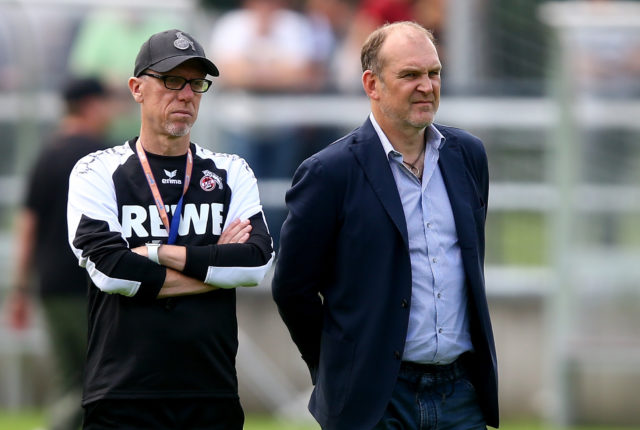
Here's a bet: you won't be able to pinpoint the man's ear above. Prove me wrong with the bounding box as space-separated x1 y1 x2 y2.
128 77 143 103
362 70 379 101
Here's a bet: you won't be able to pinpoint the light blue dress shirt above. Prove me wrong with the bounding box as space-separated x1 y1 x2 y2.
370 113 473 364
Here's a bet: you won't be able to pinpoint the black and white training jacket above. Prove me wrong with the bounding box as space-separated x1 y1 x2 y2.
67 138 274 405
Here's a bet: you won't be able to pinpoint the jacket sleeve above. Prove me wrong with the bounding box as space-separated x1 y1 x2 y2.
272 155 341 376
460 132 490 266
182 156 274 288
67 152 165 301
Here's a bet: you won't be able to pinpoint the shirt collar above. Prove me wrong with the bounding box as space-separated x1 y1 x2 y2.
369 113 445 161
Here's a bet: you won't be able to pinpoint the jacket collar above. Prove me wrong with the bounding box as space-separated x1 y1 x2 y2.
349 117 409 245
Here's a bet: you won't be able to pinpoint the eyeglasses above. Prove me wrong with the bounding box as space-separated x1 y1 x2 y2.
141 72 212 93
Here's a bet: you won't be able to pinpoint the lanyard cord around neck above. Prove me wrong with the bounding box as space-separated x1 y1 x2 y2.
136 139 193 244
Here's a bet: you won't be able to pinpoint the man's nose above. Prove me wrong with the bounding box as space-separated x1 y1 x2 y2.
177 83 196 100
417 77 433 93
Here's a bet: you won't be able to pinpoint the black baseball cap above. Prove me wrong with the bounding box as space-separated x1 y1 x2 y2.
133 29 219 77
63 77 109 102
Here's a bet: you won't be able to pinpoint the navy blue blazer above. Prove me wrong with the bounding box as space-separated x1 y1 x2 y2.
272 118 498 429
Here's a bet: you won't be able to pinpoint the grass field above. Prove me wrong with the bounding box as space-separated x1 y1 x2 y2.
1 411 638 430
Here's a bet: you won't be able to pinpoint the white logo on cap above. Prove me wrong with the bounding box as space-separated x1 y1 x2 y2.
174 32 195 51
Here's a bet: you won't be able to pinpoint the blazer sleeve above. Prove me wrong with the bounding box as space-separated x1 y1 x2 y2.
272 155 341 376
460 131 490 264
471 135 489 218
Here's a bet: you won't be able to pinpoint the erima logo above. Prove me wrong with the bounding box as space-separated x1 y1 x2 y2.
121 203 224 238
162 169 182 185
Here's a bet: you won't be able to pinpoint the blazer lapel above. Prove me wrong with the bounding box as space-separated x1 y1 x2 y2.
438 134 477 250
350 119 409 246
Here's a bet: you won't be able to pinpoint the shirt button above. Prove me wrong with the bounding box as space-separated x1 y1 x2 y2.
437 293 442 299
426 222 432 229
432 257 438 263
438 328 443 334
401 299 408 308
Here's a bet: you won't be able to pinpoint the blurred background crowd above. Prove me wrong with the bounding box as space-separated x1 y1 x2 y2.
1 0 640 428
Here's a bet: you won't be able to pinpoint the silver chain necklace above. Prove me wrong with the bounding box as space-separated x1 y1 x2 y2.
402 145 425 178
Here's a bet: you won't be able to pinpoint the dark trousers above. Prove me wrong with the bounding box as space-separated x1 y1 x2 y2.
373 355 487 430
83 397 244 429
41 296 87 430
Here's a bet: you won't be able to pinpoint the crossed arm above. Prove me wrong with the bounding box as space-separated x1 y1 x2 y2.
68 150 273 301
131 219 253 298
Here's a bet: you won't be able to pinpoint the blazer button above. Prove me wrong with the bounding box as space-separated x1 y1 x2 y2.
164 298 174 311
394 350 401 360
401 299 408 308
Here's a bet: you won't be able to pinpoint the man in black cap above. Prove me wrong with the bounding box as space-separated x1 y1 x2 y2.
6 76 114 430
66 29 273 429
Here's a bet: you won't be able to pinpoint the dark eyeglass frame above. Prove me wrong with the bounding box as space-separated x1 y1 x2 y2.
141 72 212 93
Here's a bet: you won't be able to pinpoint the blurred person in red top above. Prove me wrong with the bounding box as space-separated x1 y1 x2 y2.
359 0 415 24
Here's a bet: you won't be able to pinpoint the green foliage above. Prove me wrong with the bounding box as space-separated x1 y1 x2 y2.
0 410 44 430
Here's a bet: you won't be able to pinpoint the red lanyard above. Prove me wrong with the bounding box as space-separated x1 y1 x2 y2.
136 139 192 243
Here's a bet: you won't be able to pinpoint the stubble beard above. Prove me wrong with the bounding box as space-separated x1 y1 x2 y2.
166 122 192 138
406 103 437 130
380 101 432 131
407 115 432 130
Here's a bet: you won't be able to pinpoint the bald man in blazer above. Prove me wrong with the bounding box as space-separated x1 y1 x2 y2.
272 21 498 430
